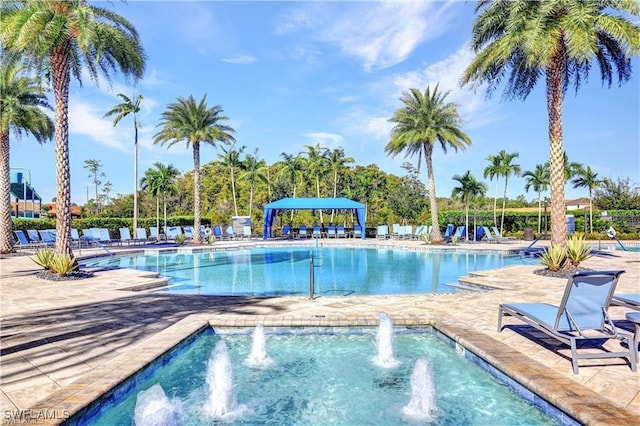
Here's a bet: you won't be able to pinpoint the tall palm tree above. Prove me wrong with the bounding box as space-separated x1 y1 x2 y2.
104 92 143 237
522 164 550 233
218 143 246 217
385 85 471 243
0 54 54 253
279 152 304 223
462 0 640 247
497 150 521 236
572 165 602 234
302 143 329 223
1 0 146 257
327 147 354 223
154 95 235 244
451 171 487 242
483 153 502 227
238 148 267 218
140 162 180 233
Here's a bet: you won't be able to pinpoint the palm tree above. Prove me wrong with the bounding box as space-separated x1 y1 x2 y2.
451 171 487 242
1 0 146 257
572 166 602 234
279 152 304 223
154 95 235 244
462 0 640 247
302 143 329 223
483 153 502 227
496 150 521 236
522 164 550 233
385 85 471 243
104 92 143 238
327 147 354 223
0 54 54 253
238 149 268 218
140 162 180 233
218 143 246 217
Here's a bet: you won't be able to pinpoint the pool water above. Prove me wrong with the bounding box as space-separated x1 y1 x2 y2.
86 246 531 296
83 329 560 425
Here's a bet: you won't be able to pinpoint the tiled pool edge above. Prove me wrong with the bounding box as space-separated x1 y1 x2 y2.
18 314 640 426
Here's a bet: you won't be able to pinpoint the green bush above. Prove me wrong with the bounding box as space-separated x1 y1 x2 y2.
31 248 56 270
566 234 592 267
540 245 567 272
49 254 77 276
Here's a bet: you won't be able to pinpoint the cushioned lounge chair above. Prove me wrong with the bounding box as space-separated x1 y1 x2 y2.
492 226 517 242
612 294 640 310
298 225 308 238
376 225 389 239
336 225 347 238
481 226 498 243
119 227 142 245
353 225 363 239
282 225 292 239
326 225 336 238
498 270 636 374
14 230 44 250
312 225 322 238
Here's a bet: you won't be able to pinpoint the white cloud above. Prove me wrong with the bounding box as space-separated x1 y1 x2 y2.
278 1 455 71
68 99 128 152
222 55 258 65
303 132 344 150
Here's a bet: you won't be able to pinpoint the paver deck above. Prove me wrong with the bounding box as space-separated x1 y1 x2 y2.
1 238 639 425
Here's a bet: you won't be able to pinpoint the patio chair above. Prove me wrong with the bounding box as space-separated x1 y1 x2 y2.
39 229 56 245
481 226 498 243
136 228 153 243
353 225 363 239
326 225 336 238
452 225 466 242
119 228 142 245
212 225 224 240
282 225 292 239
98 228 118 246
164 226 181 240
183 226 195 239
336 225 347 238
312 225 322 238
411 225 425 240
611 294 640 310
492 226 517 242
376 225 389 239
14 230 44 250
225 225 236 239
149 226 161 241
242 225 254 239
298 225 309 238
498 270 636 374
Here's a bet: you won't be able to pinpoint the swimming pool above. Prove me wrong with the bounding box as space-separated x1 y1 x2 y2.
73 326 566 425
85 246 531 296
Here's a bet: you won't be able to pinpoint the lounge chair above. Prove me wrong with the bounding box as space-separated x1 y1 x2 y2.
312 225 322 238
353 225 363 239
492 226 517 242
224 225 236 239
242 225 254 239
452 225 466 242
182 226 195 239
98 228 118 246
39 229 56 245
612 294 640 310
326 225 336 238
282 225 292 239
14 230 44 250
149 226 161 241
442 224 454 243
498 270 636 374
212 225 224 240
164 226 181 240
298 225 309 239
376 225 389 239
119 228 142 245
336 225 347 238
411 225 425 240
481 226 498 243
71 228 88 248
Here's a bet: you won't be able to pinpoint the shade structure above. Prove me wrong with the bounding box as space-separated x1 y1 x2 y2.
263 197 366 239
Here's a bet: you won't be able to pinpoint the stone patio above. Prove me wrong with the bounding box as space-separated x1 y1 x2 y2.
1 239 639 424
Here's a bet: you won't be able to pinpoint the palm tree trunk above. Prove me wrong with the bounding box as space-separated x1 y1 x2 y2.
290 183 296 223
0 133 13 253
536 192 542 234
231 165 238 217
192 143 202 244
51 44 73 258
133 118 138 238
331 170 338 222
500 177 508 236
465 202 469 242
493 180 499 226
163 192 167 230
588 189 594 234
547 42 567 247
424 143 442 242
317 176 324 224
156 196 160 239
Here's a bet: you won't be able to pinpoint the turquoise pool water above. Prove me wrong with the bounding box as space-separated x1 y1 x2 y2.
79 329 563 425
85 246 531 296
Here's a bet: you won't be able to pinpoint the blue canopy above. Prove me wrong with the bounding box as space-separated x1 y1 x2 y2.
263 197 366 239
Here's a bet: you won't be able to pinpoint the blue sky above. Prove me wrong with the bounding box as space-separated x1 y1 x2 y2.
10 0 639 206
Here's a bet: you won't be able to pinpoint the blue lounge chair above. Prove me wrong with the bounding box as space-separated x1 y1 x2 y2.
119 227 142 245
282 225 292 239
498 270 636 374
298 225 309 238
481 226 498 243
492 226 517 242
452 225 466 241
442 224 454 243
212 225 224 240
326 225 336 238
312 225 322 238
149 226 161 241
225 225 236 239
612 294 640 310
336 225 347 238
14 230 44 250
353 225 363 239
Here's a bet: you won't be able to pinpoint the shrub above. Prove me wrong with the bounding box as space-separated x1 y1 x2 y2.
50 254 77 276
31 248 55 270
540 245 567 272
566 234 592 267
174 233 187 246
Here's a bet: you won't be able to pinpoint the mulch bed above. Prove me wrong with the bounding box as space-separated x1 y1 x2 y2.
534 264 594 279
35 270 94 281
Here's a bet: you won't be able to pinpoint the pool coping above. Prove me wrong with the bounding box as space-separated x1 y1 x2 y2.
22 313 640 426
